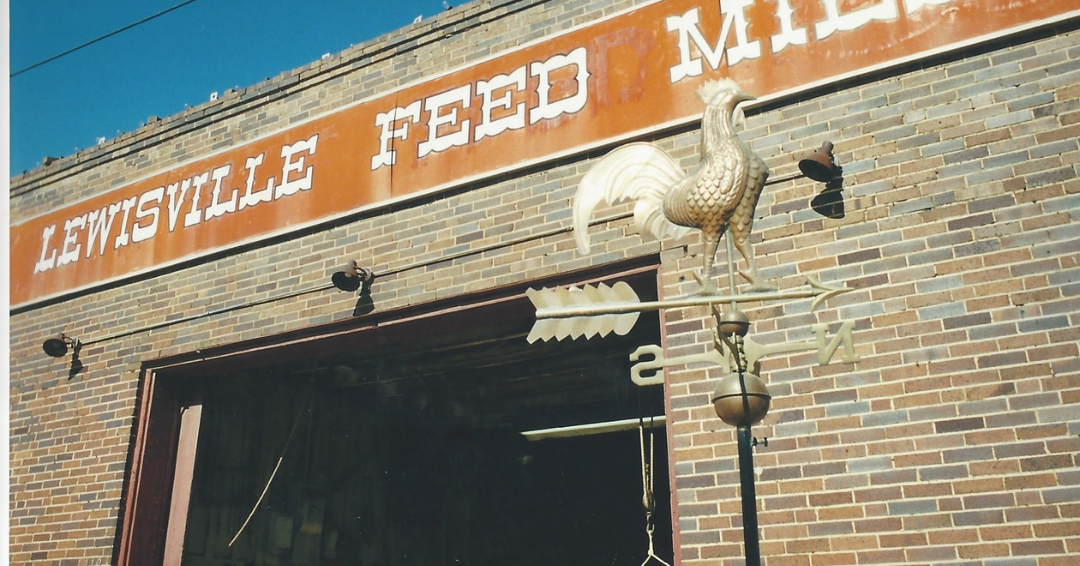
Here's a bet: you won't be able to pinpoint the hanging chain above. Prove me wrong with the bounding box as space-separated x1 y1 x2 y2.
638 418 672 566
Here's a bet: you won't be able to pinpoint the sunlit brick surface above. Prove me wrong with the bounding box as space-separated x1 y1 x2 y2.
9 1 1079 564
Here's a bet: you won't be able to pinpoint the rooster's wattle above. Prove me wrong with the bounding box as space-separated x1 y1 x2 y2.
573 79 771 294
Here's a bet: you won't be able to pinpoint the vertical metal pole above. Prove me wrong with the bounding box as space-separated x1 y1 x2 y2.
725 229 738 307
737 425 761 566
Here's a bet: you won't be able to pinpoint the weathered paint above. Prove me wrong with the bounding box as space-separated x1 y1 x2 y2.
11 0 1079 307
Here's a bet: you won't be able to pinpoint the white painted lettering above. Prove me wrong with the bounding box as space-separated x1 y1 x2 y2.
418 86 472 157
720 0 760 64
530 47 590 124
133 187 165 243
203 164 236 220
667 3 762 83
904 0 952 13
771 0 808 53
276 135 319 199
166 179 191 232
33 225 58 274
86 202 122 258
815 0 898 40
239 154 272 210
58 214 88 266
184 173 209 227
112 197 137 249
667 9 723 83
371 102 421 170
475 67 528 141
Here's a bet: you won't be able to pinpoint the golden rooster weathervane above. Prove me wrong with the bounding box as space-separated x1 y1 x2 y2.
526 78 853 344
537 80 858 566
573 79 772 294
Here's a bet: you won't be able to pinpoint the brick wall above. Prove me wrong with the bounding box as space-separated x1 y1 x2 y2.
664 24 1080 566
8 1 652 562
9 1 1079 565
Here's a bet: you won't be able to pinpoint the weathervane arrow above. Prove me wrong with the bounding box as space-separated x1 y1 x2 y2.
527 277 851 342
526 282 641 343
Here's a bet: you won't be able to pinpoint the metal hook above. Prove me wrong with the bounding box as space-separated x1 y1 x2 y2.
638 516 672 566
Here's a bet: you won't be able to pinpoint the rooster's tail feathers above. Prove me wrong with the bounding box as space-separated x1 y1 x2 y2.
573 143 689 255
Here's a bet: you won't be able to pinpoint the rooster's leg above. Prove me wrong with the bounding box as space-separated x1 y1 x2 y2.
732 227 776 292
693 230 723 295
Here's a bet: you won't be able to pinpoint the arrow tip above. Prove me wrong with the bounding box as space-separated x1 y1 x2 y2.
807 276 852 311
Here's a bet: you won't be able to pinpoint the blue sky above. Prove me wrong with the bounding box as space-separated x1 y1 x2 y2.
9 0 449 175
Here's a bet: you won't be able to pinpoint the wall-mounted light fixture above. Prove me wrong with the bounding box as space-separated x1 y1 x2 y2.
333 261 377 316
42 333 86 377
799 140 847 219
331 261 375 293
42 334 81 358
798 141 837 183
36 262 378 364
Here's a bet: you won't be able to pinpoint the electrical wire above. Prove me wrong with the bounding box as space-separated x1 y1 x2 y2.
11 0 204 78
51 168 810 349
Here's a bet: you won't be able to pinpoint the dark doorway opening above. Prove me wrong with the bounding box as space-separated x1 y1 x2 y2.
171 269 672 566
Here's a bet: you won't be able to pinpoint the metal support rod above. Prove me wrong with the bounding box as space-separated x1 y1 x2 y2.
533 287 833 318
737 425 761 566
724 228 738 310
520 415 666 441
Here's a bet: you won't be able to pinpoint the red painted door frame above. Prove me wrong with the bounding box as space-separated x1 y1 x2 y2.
113 258 667 565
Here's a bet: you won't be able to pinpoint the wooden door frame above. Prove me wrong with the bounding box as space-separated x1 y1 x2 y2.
112 258 665 565
115 370 186 566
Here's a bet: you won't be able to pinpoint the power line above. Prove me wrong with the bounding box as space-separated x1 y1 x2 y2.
10 0 205 78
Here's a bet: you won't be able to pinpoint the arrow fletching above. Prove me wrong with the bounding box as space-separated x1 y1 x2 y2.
526 281 641 343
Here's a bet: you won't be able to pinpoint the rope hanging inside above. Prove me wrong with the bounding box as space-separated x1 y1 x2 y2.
638 416 672 566
228 395 309 547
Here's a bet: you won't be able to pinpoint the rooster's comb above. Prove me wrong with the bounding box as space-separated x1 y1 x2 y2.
696 78 742 104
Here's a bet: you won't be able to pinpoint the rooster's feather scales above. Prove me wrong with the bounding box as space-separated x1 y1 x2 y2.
573 80 772 293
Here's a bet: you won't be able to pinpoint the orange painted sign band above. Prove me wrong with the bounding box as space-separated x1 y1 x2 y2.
11 0 1079 307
